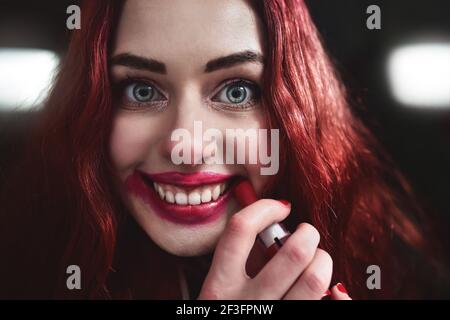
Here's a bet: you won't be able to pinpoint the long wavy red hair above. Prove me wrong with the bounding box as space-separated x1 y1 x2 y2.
0 0 445 299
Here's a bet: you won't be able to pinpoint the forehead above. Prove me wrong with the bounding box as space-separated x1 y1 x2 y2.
112 0 265 69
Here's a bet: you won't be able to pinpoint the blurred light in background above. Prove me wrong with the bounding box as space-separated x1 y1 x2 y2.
387 43 450 109
0 48 59 111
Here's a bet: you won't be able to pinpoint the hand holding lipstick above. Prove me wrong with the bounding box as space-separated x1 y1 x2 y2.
198 180 351 300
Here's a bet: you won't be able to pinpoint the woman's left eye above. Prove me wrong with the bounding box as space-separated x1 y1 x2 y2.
211 80 260 108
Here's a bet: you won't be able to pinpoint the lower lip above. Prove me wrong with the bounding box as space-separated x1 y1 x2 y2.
125 171 233 225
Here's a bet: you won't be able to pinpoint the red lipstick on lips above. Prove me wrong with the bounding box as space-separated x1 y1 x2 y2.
125 170 236 225
141 171 233 187
233 180 291 258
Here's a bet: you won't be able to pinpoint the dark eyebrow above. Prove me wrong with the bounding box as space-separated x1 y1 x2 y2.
204 50 264 73
110 53 167 74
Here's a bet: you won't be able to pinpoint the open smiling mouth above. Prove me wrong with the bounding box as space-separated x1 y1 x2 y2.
126 170 240 225
146 177 229 205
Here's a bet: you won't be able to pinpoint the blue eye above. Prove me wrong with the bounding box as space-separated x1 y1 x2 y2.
212 80 260 107
125 82 166 103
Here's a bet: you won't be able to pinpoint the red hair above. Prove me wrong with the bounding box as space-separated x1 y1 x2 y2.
0 0 445 299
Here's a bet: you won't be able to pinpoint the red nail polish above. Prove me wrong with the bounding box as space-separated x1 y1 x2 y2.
336 283 348 294
278 199 290 206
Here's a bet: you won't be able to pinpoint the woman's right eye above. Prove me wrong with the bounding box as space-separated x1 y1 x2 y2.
122 81 167 106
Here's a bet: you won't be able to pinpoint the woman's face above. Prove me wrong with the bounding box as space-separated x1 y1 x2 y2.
110 0 269 256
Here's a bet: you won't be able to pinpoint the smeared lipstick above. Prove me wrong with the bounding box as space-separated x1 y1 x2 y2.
125 170 236 225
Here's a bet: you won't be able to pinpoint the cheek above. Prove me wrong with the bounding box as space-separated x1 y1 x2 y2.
109 114 155 170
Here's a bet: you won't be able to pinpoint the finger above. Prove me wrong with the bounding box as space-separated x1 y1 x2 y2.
251 223 320 299
330 283 352 300
321 289 332 300
208 199 291 281
283 248 333 300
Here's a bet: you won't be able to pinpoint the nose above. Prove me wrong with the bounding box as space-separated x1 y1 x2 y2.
159 95 219 167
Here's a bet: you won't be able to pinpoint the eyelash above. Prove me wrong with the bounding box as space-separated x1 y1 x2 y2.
113 76 261 112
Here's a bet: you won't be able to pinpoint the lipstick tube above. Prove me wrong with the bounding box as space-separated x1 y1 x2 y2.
233 180 291 258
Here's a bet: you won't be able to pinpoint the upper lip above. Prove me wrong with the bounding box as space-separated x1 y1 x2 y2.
138 170 236 187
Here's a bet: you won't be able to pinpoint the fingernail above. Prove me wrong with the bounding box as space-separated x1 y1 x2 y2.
278 199 291 207
336 283 348 294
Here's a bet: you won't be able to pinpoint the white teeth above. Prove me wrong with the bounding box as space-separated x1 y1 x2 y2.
212 185 220 201
165 191 175 203
201 189 212 203
152 181 228 205
188 192 201 205
157 185 165 200
175 192 188 205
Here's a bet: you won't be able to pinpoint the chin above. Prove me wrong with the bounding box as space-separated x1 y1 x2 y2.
151 234 218 257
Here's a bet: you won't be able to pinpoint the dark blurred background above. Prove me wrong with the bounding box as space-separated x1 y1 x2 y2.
0 0 449 246
306 0 450 247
